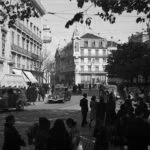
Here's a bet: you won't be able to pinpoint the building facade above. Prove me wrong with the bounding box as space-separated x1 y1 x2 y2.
55 30 117 86
42 24 52 84
0 10 12 81
128 32 149 43
0 0 45 84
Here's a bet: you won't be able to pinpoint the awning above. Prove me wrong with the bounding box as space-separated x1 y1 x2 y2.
23 71 38 83
12 69 30 82
0 74 27 88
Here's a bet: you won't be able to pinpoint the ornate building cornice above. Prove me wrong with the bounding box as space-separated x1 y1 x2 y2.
31 0 46 16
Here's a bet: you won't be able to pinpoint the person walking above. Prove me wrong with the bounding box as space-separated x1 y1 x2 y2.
80 93 89 127
89 96 97 128
46 119 71 150
126 107 150 150
93 97 106 137
26 117 50 150
66 118 80 150
34 117 50 150
2 115 26 150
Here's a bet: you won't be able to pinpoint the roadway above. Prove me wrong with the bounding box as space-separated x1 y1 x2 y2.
25 95 84 110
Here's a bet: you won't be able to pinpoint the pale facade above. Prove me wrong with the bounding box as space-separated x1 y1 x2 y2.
0 0 45 83
42 25 52 84
55 31 118 86
73 32 108 85
0 24 11 79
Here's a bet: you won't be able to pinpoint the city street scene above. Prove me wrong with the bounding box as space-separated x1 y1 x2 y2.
0 0 150 150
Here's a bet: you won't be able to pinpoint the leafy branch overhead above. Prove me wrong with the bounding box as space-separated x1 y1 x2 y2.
105 42 150 82
66 0 150 28
0 0 39 28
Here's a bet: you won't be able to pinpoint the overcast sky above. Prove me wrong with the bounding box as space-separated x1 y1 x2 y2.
41 0 147 56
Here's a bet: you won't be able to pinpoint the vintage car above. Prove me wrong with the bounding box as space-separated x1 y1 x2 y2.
104 84 120 99
0 87 27 111
46 85 71 104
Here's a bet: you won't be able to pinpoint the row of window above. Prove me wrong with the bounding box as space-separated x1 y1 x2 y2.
2 32 6 57
21 19 41 37
83 40 107 48
12 31 42 55
12 53 39 70
80 58 107 63
80 65 105 72
80 49 107 56
81 75 106 82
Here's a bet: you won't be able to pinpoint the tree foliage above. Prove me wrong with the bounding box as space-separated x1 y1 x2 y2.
106 42 150 83
0 0 39 28
66 0 150 28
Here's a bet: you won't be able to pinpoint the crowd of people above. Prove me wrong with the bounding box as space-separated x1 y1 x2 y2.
0 83 48 109
79 85 150 150
2 84 150 150
2 115 80 150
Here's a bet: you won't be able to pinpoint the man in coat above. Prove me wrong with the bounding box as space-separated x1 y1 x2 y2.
80 93 89 127
3 115 26 150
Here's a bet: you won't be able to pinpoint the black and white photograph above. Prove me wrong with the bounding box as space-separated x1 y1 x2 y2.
0 0 150 150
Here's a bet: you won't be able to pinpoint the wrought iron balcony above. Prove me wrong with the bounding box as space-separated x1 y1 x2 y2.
15 21 42 43
79 70 106 74
11 44 32 57
31 53 39 60
0 57 5 63
79 54 108 58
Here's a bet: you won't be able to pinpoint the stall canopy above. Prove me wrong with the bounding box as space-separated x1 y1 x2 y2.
0 74 27 88
23 71 38 83
12 69 30 82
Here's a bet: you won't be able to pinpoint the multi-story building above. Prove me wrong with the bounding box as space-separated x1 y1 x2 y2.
55 29 117 86
0 0 46 84
128 32 149 43
0 10 11 81
42 24 52 84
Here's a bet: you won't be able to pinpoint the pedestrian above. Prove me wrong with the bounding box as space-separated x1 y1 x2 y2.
94 121 108 150
126 107 150 150
35 117 50 150
105 95 116 127
89 96 97 128
27 117 50 150
1 89 9 108
38 86 46 101
64 88 71 101
78 84 82 94
16 88 27 109
93 97 106 137
80 93 89 127
46 119 71 150
2 115 26 150
66 118 80 150
51 84 55 94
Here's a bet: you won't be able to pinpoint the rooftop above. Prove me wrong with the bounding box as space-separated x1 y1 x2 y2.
81 33 103 39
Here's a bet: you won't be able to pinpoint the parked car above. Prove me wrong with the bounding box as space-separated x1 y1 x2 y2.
46 85 71 104
0 87 26 110
104 84 120 99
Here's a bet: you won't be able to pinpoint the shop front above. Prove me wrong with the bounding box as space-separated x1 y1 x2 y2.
0 74 27 88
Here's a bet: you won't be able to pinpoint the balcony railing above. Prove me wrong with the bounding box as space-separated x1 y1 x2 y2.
11 44 32 57
31 53 39 60
15 21 42 43
79 54 108 58
79 70 106 74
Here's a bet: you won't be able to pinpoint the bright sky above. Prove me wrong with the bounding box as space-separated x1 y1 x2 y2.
41 0 147 56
